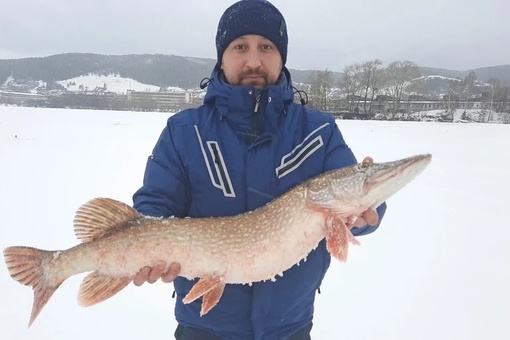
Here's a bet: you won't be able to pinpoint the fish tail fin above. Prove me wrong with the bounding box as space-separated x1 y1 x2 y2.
3 246 65 327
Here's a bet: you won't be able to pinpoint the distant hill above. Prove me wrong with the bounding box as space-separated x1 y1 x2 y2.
414 65 510 97
0 53 217 89
0 53 508 90
0 53 328 89
419 65 510 83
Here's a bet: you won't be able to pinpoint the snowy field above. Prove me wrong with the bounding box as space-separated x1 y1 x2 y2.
0 106 509 339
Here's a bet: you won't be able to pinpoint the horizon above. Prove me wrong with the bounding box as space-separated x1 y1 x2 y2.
1 51 509 73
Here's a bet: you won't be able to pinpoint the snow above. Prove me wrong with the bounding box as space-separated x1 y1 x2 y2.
57 74 162 94
415 75 461 82
0 106 509 339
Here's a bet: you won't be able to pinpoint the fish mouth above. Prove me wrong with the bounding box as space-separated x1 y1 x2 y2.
364 154 432 203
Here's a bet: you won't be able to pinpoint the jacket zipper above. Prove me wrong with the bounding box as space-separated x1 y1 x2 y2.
252 92 262 140
254 93 261 113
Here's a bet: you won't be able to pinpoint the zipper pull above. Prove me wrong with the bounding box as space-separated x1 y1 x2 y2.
254 93 261 113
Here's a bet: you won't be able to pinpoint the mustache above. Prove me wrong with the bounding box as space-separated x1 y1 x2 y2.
239 69 267 78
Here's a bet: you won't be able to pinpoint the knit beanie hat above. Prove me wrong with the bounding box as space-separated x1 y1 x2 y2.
216 0 288 65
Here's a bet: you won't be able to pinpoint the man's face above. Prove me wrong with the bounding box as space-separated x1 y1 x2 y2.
221 34 283 89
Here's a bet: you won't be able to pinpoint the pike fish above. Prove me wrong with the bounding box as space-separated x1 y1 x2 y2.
4 154 431 327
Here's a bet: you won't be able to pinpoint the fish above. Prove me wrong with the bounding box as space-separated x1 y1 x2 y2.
3 153 431 327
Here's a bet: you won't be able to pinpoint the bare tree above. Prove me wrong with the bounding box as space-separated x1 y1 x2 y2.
339 63 364 112
495 84 510 115
444 79 462 113
360 59 383 114
461 71 477 111
307 69 333 111
486 78 501 111
383 61 421 117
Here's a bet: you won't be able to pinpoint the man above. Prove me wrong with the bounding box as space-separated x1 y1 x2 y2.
132 1 386 339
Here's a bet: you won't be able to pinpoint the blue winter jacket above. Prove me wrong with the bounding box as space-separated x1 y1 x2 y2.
133 65 386 339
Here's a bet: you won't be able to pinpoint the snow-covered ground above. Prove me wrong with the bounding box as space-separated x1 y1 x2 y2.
0 106 509 339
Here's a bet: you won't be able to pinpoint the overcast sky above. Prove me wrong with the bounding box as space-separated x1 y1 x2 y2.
1 0 508 72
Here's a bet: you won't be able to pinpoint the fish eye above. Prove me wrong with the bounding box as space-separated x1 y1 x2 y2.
357 158 372 172
357 156 373 171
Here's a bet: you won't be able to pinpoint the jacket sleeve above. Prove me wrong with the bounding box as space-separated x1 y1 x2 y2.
322 119 387 237
132 120 190 218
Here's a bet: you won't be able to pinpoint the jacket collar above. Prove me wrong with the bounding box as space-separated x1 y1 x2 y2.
203 63 294 139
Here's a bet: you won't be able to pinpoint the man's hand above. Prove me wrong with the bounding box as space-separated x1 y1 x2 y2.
348 209 379 229
133 261 181 286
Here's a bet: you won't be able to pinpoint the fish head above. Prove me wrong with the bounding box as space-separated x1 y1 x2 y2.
305 154 432 216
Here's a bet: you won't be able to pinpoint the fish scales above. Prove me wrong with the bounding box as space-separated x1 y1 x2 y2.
3 153 432 326
56 194 325 284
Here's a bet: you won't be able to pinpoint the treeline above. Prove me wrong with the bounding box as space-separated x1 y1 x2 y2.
443 72 509 113
1 93 187 112
304 59 510 115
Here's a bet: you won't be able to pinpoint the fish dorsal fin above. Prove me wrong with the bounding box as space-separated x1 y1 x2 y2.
73 197 140 243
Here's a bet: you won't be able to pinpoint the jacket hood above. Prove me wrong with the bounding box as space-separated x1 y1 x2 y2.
202 63 295 140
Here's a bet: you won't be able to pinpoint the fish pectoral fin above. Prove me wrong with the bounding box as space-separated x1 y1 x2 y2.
78 271 132 307
182 275 225 316
325 215 355 262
